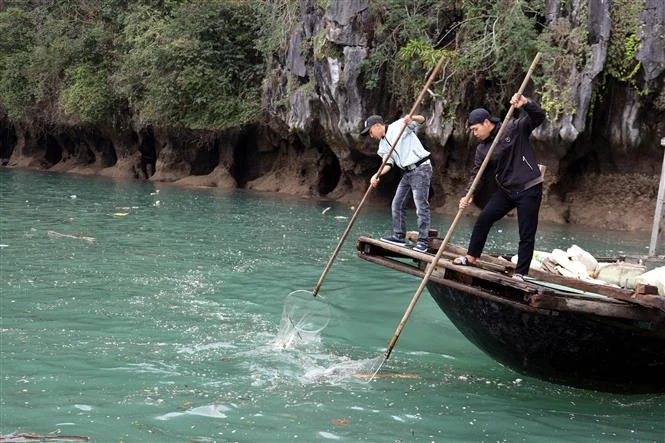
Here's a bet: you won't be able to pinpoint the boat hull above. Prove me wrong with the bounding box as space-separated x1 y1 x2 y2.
427 282 665 394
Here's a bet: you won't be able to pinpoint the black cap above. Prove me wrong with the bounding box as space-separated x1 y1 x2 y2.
468 108 499 126
361 115 384 135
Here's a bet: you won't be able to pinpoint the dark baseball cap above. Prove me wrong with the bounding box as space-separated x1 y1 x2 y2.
361 115 384 134
468 108 500 126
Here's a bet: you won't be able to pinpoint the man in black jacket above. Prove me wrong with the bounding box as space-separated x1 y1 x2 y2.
454 94 545 278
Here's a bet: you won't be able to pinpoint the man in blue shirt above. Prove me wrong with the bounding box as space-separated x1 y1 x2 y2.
362 114 432 252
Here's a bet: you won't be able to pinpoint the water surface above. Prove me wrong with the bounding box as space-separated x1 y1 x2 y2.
0 169 663 442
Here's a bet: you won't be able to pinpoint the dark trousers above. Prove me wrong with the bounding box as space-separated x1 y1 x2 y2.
468 184 542 275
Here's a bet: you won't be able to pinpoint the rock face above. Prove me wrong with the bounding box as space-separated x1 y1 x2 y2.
1 0 664 233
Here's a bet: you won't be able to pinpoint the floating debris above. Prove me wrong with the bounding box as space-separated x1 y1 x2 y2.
47 230 95 244
352 373 418 379
0 432 89 442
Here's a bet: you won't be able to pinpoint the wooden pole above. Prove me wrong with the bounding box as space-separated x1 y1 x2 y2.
381 52 542 362
649 137 665 257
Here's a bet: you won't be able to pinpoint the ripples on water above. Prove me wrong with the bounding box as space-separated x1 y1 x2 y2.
0 169 663 442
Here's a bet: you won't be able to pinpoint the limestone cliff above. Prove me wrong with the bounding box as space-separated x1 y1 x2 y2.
1 0 664 232
250 0 665 231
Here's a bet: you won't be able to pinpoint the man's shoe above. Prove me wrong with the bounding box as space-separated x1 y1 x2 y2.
412 241 428 252
381 235 406 245
453 256 474 266
512 273 525 281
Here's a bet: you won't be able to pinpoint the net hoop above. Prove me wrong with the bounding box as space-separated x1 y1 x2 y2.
282 289 331 334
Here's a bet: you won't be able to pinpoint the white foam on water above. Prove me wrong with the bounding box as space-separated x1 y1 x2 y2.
302 356 383 384
104 362 180 376
177 341 236 354
231 292 384 389
318 431 342 440
155 411 183 421
240 321 383 389
188 404 231 418
155 403 232 421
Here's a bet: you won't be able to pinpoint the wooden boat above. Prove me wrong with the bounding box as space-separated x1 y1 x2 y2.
356 235 665 394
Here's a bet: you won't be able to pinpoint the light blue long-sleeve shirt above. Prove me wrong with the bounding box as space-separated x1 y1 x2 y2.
377 118 430 169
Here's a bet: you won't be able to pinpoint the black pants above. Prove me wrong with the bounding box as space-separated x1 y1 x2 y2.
468 183 542 275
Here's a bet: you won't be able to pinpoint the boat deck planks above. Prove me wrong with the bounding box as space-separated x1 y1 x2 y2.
356 236 665 317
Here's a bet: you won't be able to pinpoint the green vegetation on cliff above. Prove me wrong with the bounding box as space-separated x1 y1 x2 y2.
360 0 546 115
606 0 645 88
0 0 267 130
0 0 656 131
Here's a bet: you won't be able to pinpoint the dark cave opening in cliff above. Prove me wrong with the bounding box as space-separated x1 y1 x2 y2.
0 123 16 163
138 128 156 177
191 140 219 176
80 142 96 165
100 137 118 167
233 126 259 188
317 147 341 195
44 135 62 165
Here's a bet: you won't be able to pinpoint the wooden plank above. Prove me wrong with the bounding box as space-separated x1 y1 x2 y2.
527 293 655 321
356 236 509 273
427 238 516 269
528 268 665 312
636 283 660 295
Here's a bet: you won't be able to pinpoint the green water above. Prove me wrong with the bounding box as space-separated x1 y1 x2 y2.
0 169 663 442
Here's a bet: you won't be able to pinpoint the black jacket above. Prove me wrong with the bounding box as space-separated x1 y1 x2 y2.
467 100 545 194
